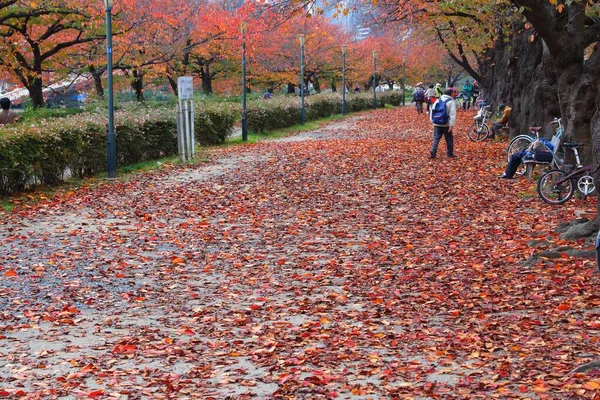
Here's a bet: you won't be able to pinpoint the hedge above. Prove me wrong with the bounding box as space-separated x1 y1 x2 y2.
0 103 235 195
247 91 405 133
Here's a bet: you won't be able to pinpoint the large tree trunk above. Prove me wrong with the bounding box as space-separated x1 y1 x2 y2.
130 69 145 102
89 65 105 98
487 30 560 139
25 77 44 108
200 64 212 94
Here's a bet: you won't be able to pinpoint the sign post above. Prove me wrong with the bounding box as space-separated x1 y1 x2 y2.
177 77 195 162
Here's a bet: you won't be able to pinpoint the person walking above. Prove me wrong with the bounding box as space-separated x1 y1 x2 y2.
429 89 457 158
412 82 425 114
0 97 19 125
425 84 437 113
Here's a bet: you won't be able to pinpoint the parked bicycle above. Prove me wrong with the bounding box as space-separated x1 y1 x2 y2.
507 118 563 174
537 142 596 204
466 105 492 141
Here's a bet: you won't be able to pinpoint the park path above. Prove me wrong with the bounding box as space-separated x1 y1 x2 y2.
0 108 599 399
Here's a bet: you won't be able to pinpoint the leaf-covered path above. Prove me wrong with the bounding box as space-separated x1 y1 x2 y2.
1 108 599 399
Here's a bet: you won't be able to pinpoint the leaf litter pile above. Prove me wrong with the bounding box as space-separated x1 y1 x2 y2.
1 108 599 399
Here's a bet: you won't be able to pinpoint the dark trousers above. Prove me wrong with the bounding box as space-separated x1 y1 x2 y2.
492 122 504 137
431 126 454 156
505 149 526 177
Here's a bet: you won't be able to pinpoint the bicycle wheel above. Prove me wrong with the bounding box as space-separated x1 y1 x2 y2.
537 169 575 205
507 135 534 162
467 123 490 141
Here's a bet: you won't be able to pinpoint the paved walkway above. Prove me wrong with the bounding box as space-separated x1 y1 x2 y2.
0 108 599 399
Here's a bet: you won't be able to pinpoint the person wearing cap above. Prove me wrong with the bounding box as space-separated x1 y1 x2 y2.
411 82 425 114
491 103 512 139
434 83 443 98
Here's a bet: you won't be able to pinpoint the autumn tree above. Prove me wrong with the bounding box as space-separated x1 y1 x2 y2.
0 1 106 107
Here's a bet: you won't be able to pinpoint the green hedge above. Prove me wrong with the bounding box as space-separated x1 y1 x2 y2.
0 104 235 195
247 91 404 133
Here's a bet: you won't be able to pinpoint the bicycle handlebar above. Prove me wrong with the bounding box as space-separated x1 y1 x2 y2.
551 118 561 124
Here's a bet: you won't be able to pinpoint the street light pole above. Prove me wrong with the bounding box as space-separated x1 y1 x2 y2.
342 45 347 116
372 51 377 109
241 22 248 141
402 56 407 106
300 34 306 125
105 0 116 178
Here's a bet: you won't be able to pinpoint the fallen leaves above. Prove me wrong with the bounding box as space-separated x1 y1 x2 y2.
0 108 598 398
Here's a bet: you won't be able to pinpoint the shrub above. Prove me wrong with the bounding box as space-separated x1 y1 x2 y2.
0 103 235 195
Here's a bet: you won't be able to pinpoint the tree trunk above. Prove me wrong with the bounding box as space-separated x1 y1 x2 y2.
487 30 560 140
89 65 105 98
330 79 337 92
130 69 145 102
200 64 213 94
25 77 44 108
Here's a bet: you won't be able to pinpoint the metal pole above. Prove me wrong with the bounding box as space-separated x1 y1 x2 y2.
300 35 306 125
241 32 248 141
402 60 406 106
106 4 116 178
372 51 377 109
342 46 346 116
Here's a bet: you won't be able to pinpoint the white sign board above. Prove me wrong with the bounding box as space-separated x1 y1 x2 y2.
178 77 194 100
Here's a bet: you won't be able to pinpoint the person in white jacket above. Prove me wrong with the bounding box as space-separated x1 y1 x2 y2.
429 89 457 158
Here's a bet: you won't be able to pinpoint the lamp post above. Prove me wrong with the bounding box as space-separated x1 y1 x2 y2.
105 0 116 178
372 50 377 109
241 21 248 141
300 34 306 124
342 45 347 116
402 56 407 106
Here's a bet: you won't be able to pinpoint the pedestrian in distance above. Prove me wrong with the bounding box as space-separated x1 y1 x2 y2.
0 97 19 126
462 80 473 110
429 89 457 159
412 82 425 114
425 84 436 113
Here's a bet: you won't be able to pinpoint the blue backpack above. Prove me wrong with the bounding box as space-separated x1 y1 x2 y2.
431 98 451 125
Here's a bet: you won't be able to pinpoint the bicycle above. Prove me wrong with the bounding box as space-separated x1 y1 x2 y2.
466 105 492 141
507 118 563 174
537 142 596 205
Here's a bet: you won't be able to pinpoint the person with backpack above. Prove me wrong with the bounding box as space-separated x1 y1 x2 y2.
412 82 425 113
429 89 457 158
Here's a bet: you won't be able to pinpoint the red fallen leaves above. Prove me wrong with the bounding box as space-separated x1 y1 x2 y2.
1 108 600 398
112 344 137 354
87 389 104 398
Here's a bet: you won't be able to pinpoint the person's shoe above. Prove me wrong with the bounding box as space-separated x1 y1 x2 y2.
498 174 513 179
448 154 457 158
430 152 436 159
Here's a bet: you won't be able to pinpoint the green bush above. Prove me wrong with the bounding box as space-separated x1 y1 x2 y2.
194 102 236 145
247 92 395 133
0 104 235 195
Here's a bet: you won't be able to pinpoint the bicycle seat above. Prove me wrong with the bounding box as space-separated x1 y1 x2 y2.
529 126 542 132
563 142 584 148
